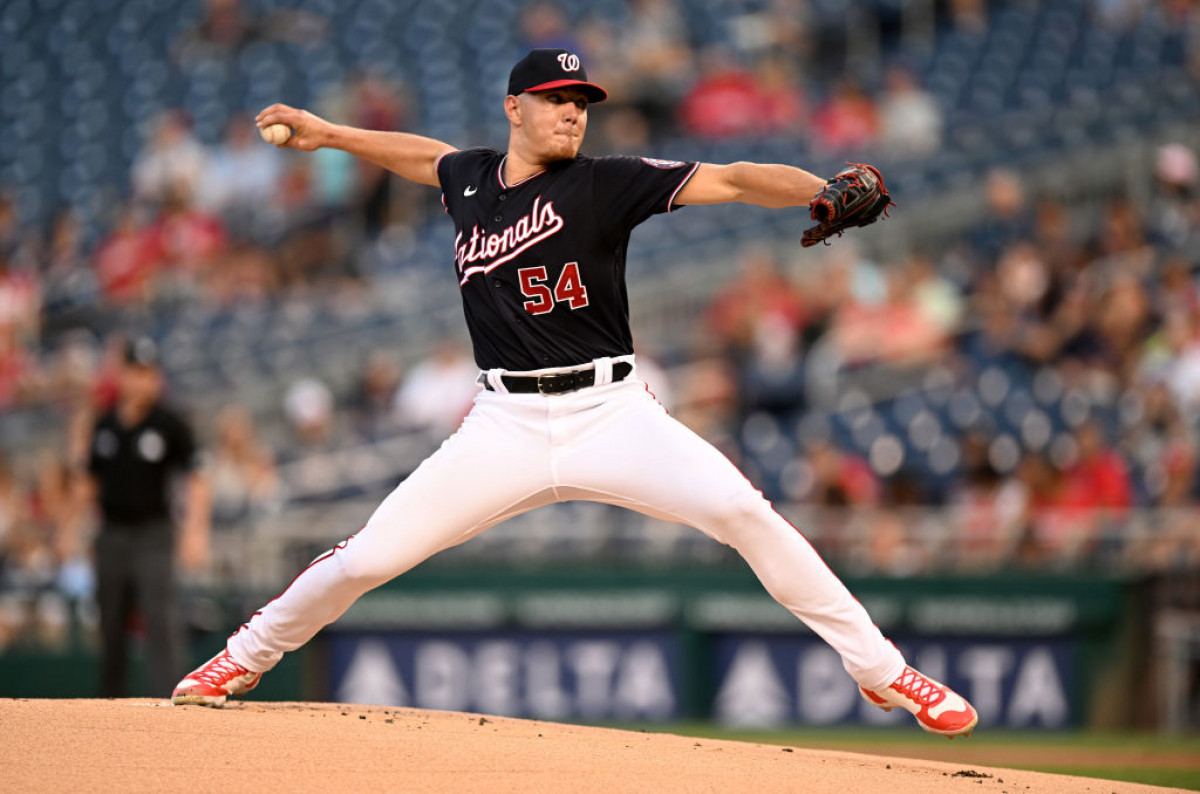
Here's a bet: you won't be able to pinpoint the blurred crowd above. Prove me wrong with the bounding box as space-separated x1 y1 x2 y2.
681 144 1200 573
2 0 1200 639
3 76 427 338
548 0 949 156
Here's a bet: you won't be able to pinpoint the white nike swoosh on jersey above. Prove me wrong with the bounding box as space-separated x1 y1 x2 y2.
464 186 477 196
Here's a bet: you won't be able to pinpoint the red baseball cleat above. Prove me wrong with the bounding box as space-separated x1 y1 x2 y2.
860 666 978 738
172 649 262 707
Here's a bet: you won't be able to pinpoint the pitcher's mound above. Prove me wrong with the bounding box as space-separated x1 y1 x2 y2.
0 699 1179 793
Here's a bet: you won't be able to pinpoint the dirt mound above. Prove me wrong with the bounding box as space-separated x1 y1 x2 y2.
0 699 1184 793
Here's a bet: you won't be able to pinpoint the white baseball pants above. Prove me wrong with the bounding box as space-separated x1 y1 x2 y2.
227 357 906 690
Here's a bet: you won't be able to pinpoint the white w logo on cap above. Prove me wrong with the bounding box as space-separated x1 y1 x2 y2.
556 52 580 71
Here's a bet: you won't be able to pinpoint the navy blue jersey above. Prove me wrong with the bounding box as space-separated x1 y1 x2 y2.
88 403 200 525
437 147 698 371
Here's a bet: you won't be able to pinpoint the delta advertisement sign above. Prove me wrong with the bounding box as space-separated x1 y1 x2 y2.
328 631 682 721
710 636 1074 728
327 632 1077 728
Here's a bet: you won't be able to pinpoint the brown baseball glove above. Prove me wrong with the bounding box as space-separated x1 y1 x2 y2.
801 163 896 248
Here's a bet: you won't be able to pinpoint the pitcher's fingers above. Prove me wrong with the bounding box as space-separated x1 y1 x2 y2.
255 103 292 124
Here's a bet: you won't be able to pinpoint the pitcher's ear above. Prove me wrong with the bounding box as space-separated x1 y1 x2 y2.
504 95 522 126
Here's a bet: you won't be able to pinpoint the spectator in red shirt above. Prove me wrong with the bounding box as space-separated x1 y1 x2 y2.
93 205 164 304
680 51 806 140
754 55 808 136
1059 422 1133 510
679 49 763 139
812 77 880 154
154 184 229 293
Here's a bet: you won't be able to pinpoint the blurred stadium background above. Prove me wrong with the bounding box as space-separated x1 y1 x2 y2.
0 0 1198 740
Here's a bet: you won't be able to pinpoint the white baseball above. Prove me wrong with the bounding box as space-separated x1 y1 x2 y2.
259 123 292 145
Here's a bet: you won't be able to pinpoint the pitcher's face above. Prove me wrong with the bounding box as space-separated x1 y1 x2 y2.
508 88 589 162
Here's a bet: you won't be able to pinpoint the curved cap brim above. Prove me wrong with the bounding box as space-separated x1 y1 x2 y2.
522 79 608 103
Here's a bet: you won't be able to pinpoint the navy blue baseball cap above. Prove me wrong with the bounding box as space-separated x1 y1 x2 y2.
507 48 608 103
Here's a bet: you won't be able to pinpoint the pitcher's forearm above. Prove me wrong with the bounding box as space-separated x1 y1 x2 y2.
724 162 826 208
677 161 826 208
325 126 456 187
255 102 456 187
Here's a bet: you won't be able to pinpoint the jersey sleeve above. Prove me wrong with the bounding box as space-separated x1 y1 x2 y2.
435 149 465 216
435 148 466 192
437 147 497 215
591 156 700 233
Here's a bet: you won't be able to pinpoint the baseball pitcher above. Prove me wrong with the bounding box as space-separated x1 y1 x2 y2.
173 49 976 738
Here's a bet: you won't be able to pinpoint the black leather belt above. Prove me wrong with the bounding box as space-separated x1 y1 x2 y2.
485 361 633 394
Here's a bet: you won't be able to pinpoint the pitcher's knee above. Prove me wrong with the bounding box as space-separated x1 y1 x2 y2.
702 490 776 544
332 541 402 587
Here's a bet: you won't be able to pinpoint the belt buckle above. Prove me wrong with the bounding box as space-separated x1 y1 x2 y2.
536 372 574 394
537 374 564 395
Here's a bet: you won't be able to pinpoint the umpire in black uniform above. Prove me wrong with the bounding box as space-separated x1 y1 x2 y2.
82 336 211 697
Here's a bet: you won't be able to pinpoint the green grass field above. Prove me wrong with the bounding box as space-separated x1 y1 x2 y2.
623 726 1200 791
